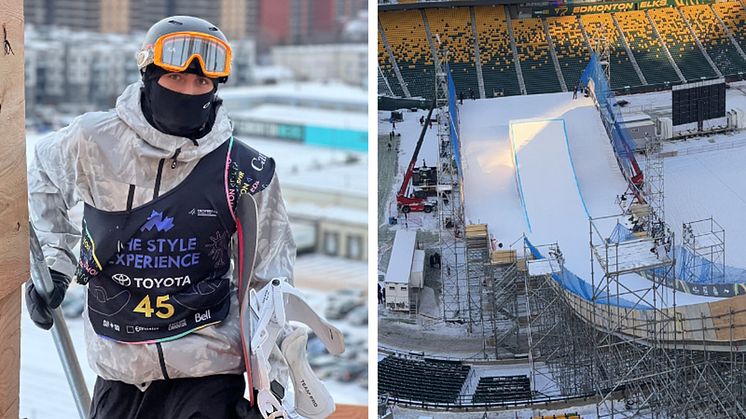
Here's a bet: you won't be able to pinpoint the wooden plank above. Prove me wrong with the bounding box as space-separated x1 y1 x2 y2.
709 294 746 341
465 224 488 238
330 404 367 419
0 1 26 417
491 249 517 265
0 289 21 419
0 0 29 301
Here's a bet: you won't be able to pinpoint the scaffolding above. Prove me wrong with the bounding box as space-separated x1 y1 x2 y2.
592 35 612 85
436 44 467 324
465 224 488 336
517 53 746 417
681 217 726 285
589 213 676 419
644 132 665 239
523 241 594 397
520 161 746 417
486 248 521 358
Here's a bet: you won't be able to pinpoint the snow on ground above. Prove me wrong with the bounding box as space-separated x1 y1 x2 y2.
614 82 746 271
459 91 723 307
388 402 635 419
664 149 746 270
379 110 440 230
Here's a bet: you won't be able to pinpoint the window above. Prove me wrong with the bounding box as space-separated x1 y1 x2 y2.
323 231 339 256
346 234 363 259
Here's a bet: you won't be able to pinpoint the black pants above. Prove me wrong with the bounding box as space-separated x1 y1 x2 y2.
89 374 250 419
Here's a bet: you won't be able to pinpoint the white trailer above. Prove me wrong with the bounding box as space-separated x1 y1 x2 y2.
384 230 418 311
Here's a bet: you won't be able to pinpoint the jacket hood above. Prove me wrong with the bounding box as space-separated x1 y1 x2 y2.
115 82 232 162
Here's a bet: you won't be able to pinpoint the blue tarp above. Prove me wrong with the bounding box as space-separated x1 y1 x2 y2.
610 223 746 285
580 54 638 183
524 237 650 309
446 64 462 177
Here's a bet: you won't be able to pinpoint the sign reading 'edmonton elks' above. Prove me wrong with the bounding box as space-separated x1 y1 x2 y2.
532 0 715 17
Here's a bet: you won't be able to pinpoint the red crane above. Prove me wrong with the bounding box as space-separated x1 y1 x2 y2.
397 103 436 214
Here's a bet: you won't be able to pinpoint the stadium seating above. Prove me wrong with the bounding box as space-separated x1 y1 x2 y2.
378 356 471 403
681 4 746 77
713 2 746 55
379 2 746 100
579 13 642 89
615 10 679 85
472 375 532 404
473 5 521 97
546 16 591 90
378 33 406 97
648 7 716 81
512 17 562 94
379 10 435 99
425 7 480 97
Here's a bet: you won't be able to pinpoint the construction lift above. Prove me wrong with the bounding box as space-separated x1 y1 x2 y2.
397 102 437 214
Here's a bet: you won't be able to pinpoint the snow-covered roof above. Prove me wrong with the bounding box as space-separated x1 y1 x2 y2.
289 203 367 225
219 82 366 105
293 254 367 289
231 104 367 132
251 65 294 80
282 162 368 198
234 136 365 175
385 230 417 284
272 43 366 53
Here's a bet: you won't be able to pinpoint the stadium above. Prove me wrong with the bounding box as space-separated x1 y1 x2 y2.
377 0 746 417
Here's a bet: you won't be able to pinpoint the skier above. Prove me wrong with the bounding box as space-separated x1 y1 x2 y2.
25 16 302 418
459 91 464 105
419 115 425 126
573 85 578 100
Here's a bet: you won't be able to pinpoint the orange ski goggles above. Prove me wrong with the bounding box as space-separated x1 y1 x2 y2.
138 31 232 78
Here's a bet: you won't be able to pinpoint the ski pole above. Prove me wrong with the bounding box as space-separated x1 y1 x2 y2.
29 223 91 419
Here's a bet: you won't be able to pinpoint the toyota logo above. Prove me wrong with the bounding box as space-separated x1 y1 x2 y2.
112 273 131 287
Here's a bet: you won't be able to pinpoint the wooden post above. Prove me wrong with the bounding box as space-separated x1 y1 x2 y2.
0 0 29 418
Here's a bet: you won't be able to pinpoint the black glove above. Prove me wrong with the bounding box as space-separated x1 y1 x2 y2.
25 269 71 330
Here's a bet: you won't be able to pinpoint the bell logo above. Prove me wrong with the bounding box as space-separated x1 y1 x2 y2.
195 309 212 322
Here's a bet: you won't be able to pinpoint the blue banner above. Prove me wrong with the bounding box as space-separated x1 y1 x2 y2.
580 54 641 185
446 64 462 177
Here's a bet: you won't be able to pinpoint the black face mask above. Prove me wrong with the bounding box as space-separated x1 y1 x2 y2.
144 79 216 137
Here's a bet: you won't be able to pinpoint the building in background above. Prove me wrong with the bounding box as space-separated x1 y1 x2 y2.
221 82 368 152
24 0 367 47
235 137 368 261
24 26 254 121
271 44 366 87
